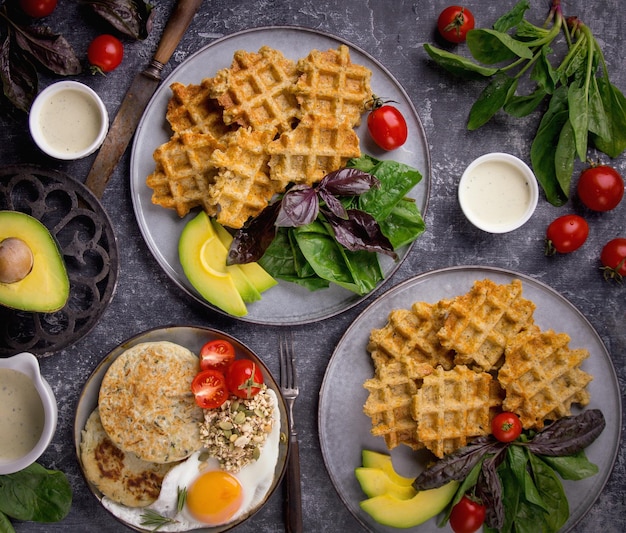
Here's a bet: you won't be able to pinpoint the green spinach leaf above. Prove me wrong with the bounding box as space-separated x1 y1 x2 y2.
468 72 517 130
423 44 498 80
467 29 533 64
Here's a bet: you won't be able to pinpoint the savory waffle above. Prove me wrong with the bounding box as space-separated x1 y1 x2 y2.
294 44 372 127
411 365 503 458
211 46 301 135
438 279 536 371
498 328 592 429
146 132 224 217
267 114 361 186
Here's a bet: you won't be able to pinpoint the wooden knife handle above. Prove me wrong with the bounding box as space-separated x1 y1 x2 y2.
285 434 303 533
153 0 204 67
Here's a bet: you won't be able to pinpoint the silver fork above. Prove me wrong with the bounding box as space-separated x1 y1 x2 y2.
279 331 303 533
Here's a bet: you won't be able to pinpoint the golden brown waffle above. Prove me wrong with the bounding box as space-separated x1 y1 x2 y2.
166 80 235 138
211 46 301 135
146 132 223 217
411 365 503 458
498 328 592 429
294 44 372 127
267 114 360 186
438 279 536 372
208 128 284 229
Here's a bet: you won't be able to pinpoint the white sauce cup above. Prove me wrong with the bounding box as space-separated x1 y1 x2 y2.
0 352 58 475
29 80 109 160
458 152 539 233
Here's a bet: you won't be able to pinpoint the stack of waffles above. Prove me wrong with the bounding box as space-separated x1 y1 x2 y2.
146 45 372 229
363 279 593 458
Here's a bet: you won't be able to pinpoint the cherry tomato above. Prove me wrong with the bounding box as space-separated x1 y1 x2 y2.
191 369 229 409
577 165 624 211
437 6 475 44
367 97 408 151
199 339 236 372
545 214 589 255
600 238 626 282
449 494 486 533
87 35 124 74
19 0 57 18
226 359 264 399
491 411 523 442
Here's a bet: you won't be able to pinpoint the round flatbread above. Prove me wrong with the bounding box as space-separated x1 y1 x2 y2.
80 408 176 507
98 341 204 463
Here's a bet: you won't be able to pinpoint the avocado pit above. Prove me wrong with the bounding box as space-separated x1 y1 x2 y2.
0 237 34 284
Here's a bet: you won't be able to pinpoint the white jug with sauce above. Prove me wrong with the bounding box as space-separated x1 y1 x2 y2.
0 352 57 474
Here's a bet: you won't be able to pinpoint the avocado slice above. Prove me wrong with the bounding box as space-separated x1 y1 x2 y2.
355 467 417 500
0 210 70 313
361 449 414 487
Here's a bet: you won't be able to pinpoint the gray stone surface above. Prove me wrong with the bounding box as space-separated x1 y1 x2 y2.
1 1 624 532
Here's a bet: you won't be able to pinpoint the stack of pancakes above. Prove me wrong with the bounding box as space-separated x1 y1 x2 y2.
146 45 372 229
80 341 204 507
363 279 593 458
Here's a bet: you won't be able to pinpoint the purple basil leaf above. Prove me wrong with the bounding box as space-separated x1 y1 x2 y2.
227 201 281 265
324 208 397 259
81 0 154 40
478 454 505 530
526 409 605 457
319 167 380 196
0 35 38 113
318 188 348 219
275 185 319 227
13 25 81 75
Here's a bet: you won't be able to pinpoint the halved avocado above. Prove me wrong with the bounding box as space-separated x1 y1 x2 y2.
0 210 70 313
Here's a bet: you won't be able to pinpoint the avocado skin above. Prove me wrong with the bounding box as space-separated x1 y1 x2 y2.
0 211 70 313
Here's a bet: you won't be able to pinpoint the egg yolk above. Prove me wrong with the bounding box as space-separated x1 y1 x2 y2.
186 470 244 525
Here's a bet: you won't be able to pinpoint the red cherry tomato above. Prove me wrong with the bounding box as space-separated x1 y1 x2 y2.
19 0 57 18
226 359 264 399
449 494 486 533
367 98 408 151
437 6 476 44
199 339 236 372
491 411 523 442
87 34 124 74
600 238 626 282
577 165 624 211
545 214 589 255
191 369 229 409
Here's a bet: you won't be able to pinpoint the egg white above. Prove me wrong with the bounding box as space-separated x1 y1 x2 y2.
101 388 281 531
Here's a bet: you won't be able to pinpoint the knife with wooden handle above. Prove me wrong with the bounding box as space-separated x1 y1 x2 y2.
84 0 203 198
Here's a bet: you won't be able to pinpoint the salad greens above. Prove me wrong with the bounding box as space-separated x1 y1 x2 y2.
227 155 425 295
0 462 72 532
413 409 605 533
424 0 626 206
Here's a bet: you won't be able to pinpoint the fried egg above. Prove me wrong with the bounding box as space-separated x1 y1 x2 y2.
101 389 281 531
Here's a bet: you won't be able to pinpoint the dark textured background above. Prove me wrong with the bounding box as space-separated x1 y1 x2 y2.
1 1 624 531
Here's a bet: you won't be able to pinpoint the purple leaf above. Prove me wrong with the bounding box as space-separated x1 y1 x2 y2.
319 167 380 196
275 185 319 227
319 188 348 219
227 201 281 264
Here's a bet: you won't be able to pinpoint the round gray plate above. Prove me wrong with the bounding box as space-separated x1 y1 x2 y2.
318 266 621 532
130 26 430 325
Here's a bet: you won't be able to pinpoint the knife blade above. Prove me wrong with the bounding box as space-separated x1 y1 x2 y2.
85 0 203 199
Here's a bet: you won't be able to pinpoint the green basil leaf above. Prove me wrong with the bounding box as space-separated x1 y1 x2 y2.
467 29 533 65
468 72 517 130
423 44 498 80
592 76 626 157
539 450 599 481
493 0 531 33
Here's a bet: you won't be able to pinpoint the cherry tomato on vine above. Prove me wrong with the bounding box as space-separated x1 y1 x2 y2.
437 6 475 44
600 238 626 282
491 411 523 442
88 35 124 74
199 339 236 372
19 0 57 18
577 165 624 211
226 359 264 399
449 494 486 533
545 214 589 255
191 369 229 409
367 97 408 151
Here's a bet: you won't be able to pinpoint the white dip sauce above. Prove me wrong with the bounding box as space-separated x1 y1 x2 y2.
0 368 45 460
461 159 532 227
38 89 102 154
